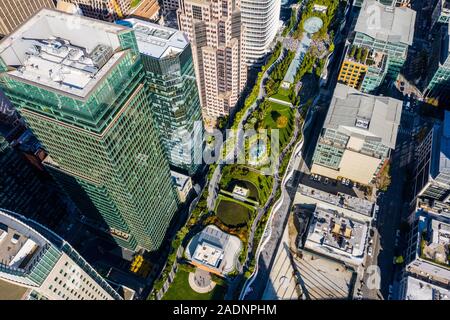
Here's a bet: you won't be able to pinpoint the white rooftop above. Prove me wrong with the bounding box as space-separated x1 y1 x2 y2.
326 83 402 149
403 276 450 300
306 205 368 258
193 241 224 268
0 9 128 99
355 0 416 46
124 18 189 59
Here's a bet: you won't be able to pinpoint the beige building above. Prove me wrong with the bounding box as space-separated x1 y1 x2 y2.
0 0 55 36
178 0 247 126
311 84 402 185
58 0 132 21
0 209 122 300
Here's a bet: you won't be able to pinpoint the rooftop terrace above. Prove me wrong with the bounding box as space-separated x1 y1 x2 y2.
0 9 127 98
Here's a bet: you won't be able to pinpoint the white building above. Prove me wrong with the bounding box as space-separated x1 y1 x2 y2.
303 204 369 267
399 275 450 300
0 209 122 300
241 0 281 66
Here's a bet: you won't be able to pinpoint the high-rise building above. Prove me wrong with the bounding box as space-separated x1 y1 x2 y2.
0 0 55 36
404 210 450 288
350 0 416 89
432 0 450 29
58 0 132 21
0 209 122 300
425 23 450 106
241 0 281 66
412 111 450 204
311 84 402 185
0 9 179 252
124 18 203 175
178 0 247 125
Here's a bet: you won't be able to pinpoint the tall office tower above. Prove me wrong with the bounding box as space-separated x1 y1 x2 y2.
162 0 180 11
124 19 203 175
425 23 450 106
0 0 55 36
0 9 179 252
58 0 132 21
311 84 402 185
241 0 281 66
432 0 450 29
0 209 122 300
178 0 247 126
347 0 416 91
412 111 450 205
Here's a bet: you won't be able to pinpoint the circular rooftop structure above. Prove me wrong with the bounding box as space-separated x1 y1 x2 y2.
303 17 323 34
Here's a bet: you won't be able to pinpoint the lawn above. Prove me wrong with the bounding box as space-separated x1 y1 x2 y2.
261 101 294 148
162 271 226 300
219 165 273 205
216 195 254 227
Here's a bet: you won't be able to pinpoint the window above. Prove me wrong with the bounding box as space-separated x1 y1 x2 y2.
192 5 202 20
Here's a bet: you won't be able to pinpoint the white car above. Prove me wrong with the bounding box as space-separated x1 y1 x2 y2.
368 246 373 256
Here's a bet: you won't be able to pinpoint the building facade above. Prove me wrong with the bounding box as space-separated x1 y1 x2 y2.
425 23 450 107
338 44 388 93
125 19 203 175
0 0 55 36
311 84 402 185
241 0 281 66
432 0 450 29
178 0 247 125
162 0 180 11
404 210 450 288
351 0 416 88
412 111 450 204
0 9 179 252
59 0 132 21
0 209 122 300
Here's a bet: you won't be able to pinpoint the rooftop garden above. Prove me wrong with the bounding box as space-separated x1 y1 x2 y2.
162 270 227 300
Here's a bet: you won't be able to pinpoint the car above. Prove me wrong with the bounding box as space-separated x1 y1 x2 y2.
324 178 329 185
309 174 315 180
317 175 322 182
400 81 405 86
368 246 373 256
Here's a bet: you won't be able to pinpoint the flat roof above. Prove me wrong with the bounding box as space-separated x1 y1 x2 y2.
0 9 128 98
0 211 48 272
403 276 450 300
325 83 402 149
123 18 188 59
355 0 416 46
306 205 368 257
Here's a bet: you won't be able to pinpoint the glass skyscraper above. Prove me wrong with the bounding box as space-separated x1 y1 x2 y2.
124 19 203 175
0 9 179 252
